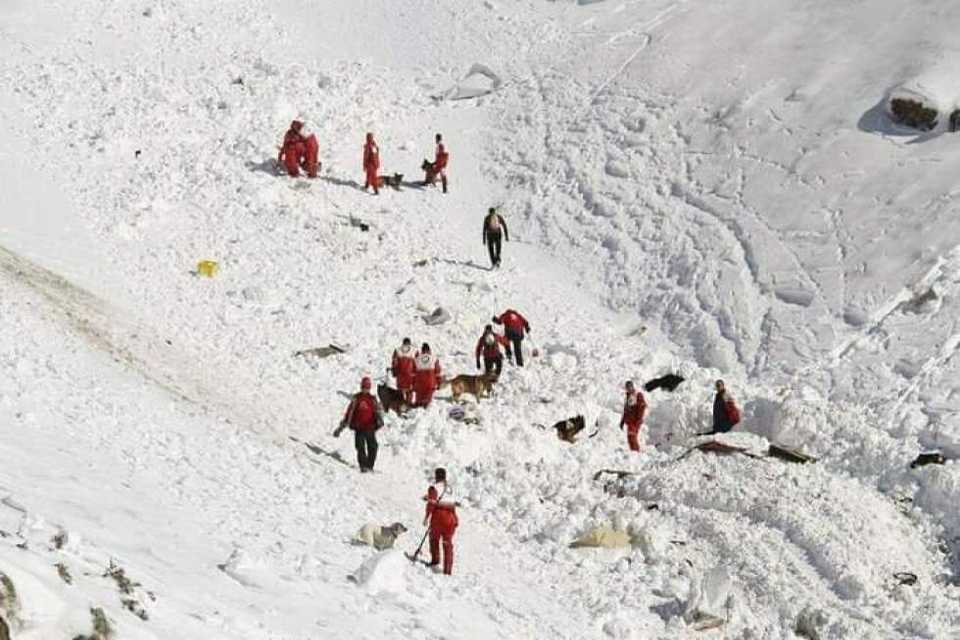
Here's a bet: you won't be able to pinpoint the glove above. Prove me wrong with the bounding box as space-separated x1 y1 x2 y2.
476 360 481 370
334 422 346 437
619 422 624 431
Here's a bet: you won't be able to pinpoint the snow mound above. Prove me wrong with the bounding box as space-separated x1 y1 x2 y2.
887 62 960 131
348 550 408 595
437 63 503 101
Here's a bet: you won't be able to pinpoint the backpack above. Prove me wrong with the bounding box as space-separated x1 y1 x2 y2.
352 394 377 427
725 399 741 427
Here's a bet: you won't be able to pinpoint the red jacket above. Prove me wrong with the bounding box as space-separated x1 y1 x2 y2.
475 332 508 360
414 352 441 390
279 129 306 162
391 345 416 388
343 392 383 432
363 140 380 172
425 481 458 529
621 390 647 428
495 309 529 336
434 143 449 171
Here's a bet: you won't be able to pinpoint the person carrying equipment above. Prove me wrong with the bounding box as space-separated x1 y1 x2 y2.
482 207 509 268
475 324 509 376
333 376 384 472
423 467 459 575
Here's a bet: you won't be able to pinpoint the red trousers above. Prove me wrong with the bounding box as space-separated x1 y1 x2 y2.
414 380 435 407
282 134 319 178
626 423 641 452
364 166 379 193
429 512 457 575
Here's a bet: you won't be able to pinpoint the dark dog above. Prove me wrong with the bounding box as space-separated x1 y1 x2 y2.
377 383 408 415
421 159 439 185
554 415 586 443
375 173 404 190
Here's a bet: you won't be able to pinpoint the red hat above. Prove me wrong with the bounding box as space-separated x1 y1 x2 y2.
361 376 372 390
291 120 303 131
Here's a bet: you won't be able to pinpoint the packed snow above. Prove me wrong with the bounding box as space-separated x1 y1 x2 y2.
2 0 960 638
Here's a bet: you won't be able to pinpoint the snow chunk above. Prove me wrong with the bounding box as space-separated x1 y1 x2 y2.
348 550 407 595
436 64 502 101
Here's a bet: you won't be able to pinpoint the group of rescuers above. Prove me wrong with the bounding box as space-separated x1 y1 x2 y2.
333 311 740 575
280 122 742 577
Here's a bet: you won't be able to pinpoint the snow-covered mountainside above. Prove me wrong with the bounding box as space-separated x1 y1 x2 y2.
1 0 959 637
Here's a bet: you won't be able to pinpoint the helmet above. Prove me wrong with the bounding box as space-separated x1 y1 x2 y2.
361 376 372 390
402 337 411 345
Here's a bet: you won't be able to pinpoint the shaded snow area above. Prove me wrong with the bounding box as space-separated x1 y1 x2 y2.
2 0 960 638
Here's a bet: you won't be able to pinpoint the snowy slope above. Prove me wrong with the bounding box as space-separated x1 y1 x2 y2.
1 0 960 638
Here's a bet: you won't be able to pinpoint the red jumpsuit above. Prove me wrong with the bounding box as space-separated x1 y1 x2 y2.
391 345 417 401
433 142 449 192
621 390 647 452
279 125 319 178
425 481 458 575
363 135 380 194
413 352 441 407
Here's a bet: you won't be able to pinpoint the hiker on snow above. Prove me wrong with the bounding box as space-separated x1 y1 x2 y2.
391 337 417 404
413 343 442 408
423 467 459 575
278 120 319 178
620 380 647 452
492 308 530 366
482 207 509 269
363 132 381 195
711 379 741 434
475 324 509 376
423 133 449 192
333 376 384 473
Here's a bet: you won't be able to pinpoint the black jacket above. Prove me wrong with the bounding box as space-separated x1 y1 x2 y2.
482 213 509 244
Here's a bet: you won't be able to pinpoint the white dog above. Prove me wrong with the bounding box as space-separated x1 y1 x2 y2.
353 522 408 550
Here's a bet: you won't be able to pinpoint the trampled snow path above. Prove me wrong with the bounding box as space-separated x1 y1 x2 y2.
1 0 960 638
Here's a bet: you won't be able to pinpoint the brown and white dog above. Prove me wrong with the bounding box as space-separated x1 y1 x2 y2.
441 372 499 402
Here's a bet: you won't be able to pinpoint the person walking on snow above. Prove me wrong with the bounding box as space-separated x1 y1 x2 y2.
619 380 647 452
423 467 459 575
432 133 449 193
391 337 417 404
482 207 509 269
492 308 530 366
333 376 384 473
278 120 319 178
413 343 442 408
363 132 381 195
475 324 509 376
711 379 741 434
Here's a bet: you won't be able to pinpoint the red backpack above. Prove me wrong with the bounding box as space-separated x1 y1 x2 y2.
725 399 741 427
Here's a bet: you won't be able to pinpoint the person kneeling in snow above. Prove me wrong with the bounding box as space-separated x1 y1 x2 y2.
277 120 319 178
334 376 384 473
711 379 740 434
424 467 459 575
620 380 647 452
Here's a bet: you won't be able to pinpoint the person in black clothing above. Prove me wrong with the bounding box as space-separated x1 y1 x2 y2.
482 207 509 269
711 379 738 434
